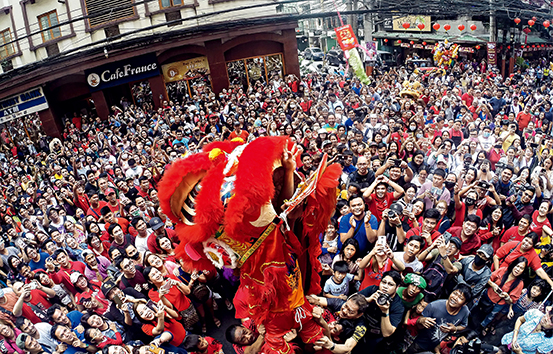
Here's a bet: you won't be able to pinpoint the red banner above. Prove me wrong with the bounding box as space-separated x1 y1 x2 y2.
334 25 358 51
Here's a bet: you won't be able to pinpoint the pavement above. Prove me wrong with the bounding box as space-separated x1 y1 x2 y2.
206 299 241 354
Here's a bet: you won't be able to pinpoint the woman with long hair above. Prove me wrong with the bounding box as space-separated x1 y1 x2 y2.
133 301 187 350
478 206 505 252
480 256 528 336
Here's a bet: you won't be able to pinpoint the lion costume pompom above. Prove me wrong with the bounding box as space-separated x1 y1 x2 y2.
158 137 341 354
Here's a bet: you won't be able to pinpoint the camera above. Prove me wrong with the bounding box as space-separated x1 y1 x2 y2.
388 210 397 219
376 292 391 306
477 181 489 189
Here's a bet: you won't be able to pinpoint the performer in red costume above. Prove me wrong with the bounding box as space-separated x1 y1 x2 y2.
157 137 341 354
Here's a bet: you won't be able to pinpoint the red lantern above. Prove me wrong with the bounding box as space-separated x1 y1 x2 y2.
384 38 388 43
444 24 451 31
372 38 376 41
532 44 536 47
410 40 414 44
422 41 427 45
544 20 550 28
523 27 531 34
402 22 410 29
508 45 511 49
397 40 402 43
470 24 477 31
475 45 481 50
458 24 465 31
433 23 440 30
521 44 525 48
532 16 537 21
514 17 521 24
417 23 425 30
528 19 535 26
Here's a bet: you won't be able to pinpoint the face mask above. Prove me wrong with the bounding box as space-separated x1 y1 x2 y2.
290 105 296 109
465 197 476 206
416 133 423 138
473 254 487 267
444 181 456 189
409 125 417 131
377 89 382 94
393 127 400 132
130 252 140 260
483 132 490 138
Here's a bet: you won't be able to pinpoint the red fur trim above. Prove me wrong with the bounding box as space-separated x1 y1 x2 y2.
240 265 293 324
224 136 290 243
302 163 342 295
175 239 215 272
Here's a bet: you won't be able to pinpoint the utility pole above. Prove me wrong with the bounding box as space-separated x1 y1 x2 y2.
489 0 497 42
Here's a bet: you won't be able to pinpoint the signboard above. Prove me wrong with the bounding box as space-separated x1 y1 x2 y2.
413 44 424 49
487 42 497 66
400 43 411 47
392 15 431 32
383 16 393 30
0 87 48 124
85 53 160 92
459 47 475 53
365 41 377 61
162 56 210 83
425 45 434 50
335 25 358 51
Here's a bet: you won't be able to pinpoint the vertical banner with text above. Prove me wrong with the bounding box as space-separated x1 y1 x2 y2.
487 42 497 66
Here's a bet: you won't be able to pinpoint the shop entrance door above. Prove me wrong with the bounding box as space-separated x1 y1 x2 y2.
103 84 133 110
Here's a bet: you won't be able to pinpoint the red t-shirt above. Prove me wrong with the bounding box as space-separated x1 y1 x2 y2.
448 226 481 255
367 192 396 222
360 258 392 291
87 201 109 220
516 111 532 130
495 241 542 271
531 210 551 237
405 227 442 249
148 285 191 313
500 226 527 244
487 267 524 305
453 202 483 227
49 261 87 294
143 319 186 346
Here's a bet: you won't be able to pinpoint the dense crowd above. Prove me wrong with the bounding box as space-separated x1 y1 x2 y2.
0 57 553 354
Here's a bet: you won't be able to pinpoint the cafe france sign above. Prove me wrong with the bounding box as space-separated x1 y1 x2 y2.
85 53 160 92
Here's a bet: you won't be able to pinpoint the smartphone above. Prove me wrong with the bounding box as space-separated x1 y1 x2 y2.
442 231 452 244
113 294 123 307
376 236 387 255
146 300 156 309
29 281 37 290
161 281 172 292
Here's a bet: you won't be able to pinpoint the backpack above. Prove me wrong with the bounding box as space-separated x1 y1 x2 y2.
422 255 448 299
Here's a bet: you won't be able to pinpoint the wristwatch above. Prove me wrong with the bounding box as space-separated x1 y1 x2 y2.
383 312 389 317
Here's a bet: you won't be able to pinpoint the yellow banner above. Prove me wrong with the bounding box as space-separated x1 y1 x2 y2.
162 56 210 82
392 15 431 32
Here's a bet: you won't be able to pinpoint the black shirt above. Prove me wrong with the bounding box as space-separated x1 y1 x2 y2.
347 169 376 190
358 285 404 339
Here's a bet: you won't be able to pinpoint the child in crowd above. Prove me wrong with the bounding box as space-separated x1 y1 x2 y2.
183 334 225 354
323 261 360 305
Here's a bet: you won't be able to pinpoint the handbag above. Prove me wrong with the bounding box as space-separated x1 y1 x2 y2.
191 281 211 303
179 304 200 329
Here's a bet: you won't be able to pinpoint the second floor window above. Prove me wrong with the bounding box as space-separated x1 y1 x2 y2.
0 29 14 59
160 0 183 8
39 11 61 42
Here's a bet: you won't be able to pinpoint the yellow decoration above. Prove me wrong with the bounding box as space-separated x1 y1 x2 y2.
231 137 244 143
209 148 224 160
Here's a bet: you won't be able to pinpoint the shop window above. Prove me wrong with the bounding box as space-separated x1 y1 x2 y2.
104 25 120 38
160 0 183 8
0 29 14 59
165 11 182 27
38 11 61 42
131 81 154 107
226 53 284 90
86 0 135 28
1 60 12 72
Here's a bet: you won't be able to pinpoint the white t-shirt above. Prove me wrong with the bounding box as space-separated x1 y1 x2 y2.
394 252 423 273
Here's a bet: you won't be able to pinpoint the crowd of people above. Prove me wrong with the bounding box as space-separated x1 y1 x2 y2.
0 57 552 354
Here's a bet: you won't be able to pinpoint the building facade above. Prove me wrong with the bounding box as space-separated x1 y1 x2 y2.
0 0 300 137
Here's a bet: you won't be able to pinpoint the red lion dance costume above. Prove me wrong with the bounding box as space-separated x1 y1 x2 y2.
157 137 341 354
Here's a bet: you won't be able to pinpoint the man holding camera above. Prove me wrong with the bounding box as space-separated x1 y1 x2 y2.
356 270 403 350
363 175 405 222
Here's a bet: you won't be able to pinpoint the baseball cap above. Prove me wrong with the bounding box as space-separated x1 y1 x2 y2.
149 217 164 231
15 333 28 350
101 277 117 298
449 236 463 250
477 243 493 259
463 153 473 161
322 140 332 148
105 188 115 196
436 155 447 164
70 272 84 284
404 273 427 289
